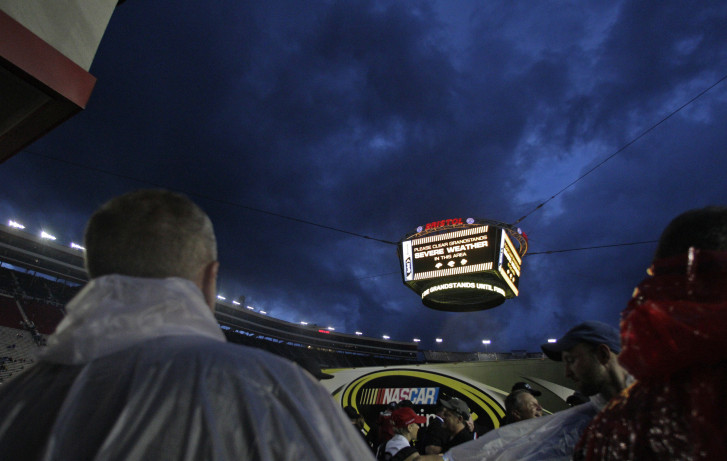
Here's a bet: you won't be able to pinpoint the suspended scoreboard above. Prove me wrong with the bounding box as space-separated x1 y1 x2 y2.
398 218 527 311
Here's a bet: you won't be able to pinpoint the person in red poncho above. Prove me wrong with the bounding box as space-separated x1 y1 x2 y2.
574 206 727 460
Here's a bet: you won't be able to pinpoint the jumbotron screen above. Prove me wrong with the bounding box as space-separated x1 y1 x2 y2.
398 219 525 311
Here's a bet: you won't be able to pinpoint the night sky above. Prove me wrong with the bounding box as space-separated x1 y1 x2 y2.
2 1 726 352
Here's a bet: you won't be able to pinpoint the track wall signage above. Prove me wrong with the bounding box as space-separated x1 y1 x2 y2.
338 368 505 436
398 218 527 311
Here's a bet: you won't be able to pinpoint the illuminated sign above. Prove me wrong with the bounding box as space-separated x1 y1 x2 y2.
401 225 497 282
339 369 505 436
422 281 506 299
424 218 463 231
498 231 521 296
398 219 526 311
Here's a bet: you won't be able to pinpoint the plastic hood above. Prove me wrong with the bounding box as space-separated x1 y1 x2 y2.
41 274 225 365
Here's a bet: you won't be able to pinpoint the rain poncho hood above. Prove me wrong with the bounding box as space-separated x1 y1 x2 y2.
0 275 375 461
41 275 226 364
575 249 727 460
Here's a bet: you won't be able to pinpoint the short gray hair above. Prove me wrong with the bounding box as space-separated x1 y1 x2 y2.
84 189 217 280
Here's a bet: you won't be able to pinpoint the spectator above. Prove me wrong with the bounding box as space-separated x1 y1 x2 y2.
371 400 400 454
510 381 541 397
503 389 543 425
575 206 727 460
0 189 374 460
416 403 448 455
382 407 426 461
345 405 373 451
442 321 630 461
440 398 474 452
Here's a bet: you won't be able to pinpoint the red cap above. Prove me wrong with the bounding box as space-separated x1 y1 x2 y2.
390 407 427 428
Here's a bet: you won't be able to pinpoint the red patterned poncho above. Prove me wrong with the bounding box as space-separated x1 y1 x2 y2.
574 249 727 460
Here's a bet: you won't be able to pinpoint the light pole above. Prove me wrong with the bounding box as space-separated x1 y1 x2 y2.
482 339 491 353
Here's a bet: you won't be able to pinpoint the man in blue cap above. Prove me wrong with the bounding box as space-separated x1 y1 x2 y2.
441 321 630 461
541 321 629 402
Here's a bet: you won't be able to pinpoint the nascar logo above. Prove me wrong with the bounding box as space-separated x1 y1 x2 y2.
359 387 440 405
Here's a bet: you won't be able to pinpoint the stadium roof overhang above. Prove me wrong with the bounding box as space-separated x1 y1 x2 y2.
0 2 124 163
0 227 87 284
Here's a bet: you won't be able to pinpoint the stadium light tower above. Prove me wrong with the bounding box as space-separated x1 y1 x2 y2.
482 339 491 353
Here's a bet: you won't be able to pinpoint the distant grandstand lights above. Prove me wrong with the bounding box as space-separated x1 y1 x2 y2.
413 338 421 342
8 220 25 229
327 326 335 331
435 338 443 343
300 321 308 325
260 310 267 315
217 295 226 300
40 231 56 240
232 301 241 305
382 335 390 340
246 306 255 310
355 331 363 336
70 242 85 250
547 338 557 343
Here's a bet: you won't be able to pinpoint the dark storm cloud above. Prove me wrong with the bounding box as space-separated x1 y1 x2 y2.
1 0 725 352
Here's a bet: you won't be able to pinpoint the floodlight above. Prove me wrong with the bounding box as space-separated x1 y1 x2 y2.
482 339 491 345
355 331 363 336
260 310 267 315
300 321 308 325
70 242 85 250
40 231 56 240
327 326 335 331
547 338 557 343
8 220 24 229
246 306 255 310
217 295 226 300
232 301 241 305
382 335 390 340
435 338 443 343
412 338 421 342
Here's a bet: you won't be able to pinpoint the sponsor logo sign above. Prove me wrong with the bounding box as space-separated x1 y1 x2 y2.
339 369 505 435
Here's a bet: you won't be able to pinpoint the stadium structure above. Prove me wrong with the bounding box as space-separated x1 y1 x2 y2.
1 222 578 435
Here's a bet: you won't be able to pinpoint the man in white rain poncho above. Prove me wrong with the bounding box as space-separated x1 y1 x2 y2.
440 321 630 461
0 189 374 461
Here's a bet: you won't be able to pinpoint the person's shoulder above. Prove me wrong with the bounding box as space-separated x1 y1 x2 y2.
139 336 299 374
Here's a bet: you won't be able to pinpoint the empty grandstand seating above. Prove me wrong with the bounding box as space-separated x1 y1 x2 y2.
0 325 38 384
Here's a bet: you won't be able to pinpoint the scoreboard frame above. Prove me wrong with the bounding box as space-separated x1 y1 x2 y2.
398 218 527 312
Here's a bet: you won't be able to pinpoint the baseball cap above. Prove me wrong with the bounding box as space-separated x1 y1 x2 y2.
540 321 620 361
511 381 541 396
440 397 471 420
390 407 427 428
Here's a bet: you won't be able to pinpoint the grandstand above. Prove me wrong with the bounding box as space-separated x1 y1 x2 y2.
1 223 556 387
0 224 424 383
